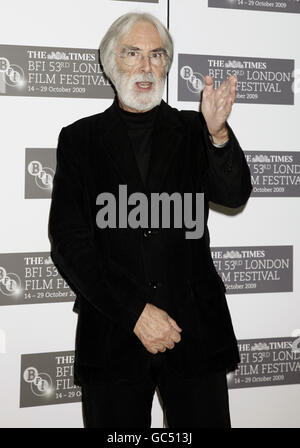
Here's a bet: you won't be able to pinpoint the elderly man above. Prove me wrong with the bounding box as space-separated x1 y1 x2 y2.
48 12 252 428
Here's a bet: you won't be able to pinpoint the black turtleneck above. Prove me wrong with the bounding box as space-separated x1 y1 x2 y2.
115 99 160 186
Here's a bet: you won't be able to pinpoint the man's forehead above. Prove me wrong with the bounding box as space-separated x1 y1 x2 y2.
117 22 164 49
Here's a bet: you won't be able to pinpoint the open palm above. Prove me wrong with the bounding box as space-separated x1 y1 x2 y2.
201 74 237 138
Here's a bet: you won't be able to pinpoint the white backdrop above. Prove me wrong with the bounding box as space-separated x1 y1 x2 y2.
0 0 299 428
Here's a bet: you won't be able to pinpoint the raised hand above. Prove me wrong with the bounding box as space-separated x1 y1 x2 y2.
201 74 237 144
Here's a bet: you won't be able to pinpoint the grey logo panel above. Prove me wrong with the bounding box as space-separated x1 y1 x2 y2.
25 148 56 199
228 337 300 389
208 0 300 14
20 351 81 407
0 252 75 306
245 151 300 197
0 44 113 99
178 54 294 105
211 246 293 294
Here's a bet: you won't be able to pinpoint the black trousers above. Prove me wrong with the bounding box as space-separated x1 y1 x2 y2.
81 353 231 428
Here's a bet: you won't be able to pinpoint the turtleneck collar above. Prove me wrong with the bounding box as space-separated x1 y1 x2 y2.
114 97 160 129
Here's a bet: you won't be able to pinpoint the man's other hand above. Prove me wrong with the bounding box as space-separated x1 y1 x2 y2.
133 303 182 354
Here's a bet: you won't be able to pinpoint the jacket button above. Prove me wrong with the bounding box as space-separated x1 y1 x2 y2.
143 229 159 238
224 162 232 172
149 280 162 289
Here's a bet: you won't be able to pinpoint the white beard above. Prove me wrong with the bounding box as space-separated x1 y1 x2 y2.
112 67 166 111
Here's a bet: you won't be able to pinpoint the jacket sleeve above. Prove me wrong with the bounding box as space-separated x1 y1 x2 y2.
48 126 153 334
196 112 253 207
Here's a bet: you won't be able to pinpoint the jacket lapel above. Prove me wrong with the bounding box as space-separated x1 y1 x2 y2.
100 98 184 196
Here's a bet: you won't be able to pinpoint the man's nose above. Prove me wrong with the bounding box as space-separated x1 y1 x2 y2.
139 55 152 73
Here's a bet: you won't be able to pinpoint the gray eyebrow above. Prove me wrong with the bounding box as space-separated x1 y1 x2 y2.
121 45 167 53
151 47 167 54
122 45 140 51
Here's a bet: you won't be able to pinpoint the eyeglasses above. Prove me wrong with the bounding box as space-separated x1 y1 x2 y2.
116 48 169 68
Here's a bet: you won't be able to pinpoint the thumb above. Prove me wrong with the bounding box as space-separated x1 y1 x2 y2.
204 75 214 90
168 317 182 332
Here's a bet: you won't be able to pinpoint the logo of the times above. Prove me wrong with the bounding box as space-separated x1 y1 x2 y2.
23 366 54 397
27 161 54 190
180 65 205 94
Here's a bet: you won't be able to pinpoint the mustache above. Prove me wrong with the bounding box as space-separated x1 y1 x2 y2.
113 66 159 84
129 73 156 83
121 72 157 86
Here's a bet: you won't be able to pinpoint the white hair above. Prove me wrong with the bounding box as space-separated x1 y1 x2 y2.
99 12 173 81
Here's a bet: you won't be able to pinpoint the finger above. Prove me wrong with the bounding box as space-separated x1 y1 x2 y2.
167 339 175 349
172 333 181 343
215 83 235 115
170 328 181 342
156 345 166 352
205 75 214 86
223 75 236 93
228 74 237 83
229 76 237 97
217 80 232 99
230 82 236 103
150 344 160 353
222 75 236 93
168 317 182 332
222 84 236 107
221 78 236 101
203 75 214 94
219 75 232 92
149 347 158 354
166 343 175 350
225 96 233 110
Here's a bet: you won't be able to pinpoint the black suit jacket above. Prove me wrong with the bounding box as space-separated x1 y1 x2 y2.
48 98 252 385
